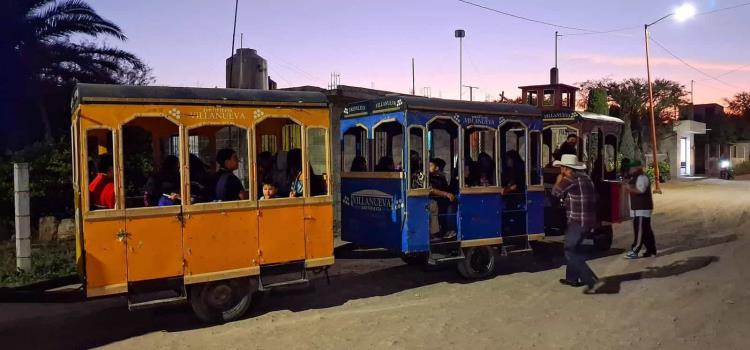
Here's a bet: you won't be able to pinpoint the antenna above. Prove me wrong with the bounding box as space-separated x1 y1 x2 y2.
229 0 239 88
555 31 561 68
412 58 416 95
462 85 478 101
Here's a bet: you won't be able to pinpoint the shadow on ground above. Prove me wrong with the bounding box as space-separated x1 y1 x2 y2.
586 255 719 294
0 236 729 349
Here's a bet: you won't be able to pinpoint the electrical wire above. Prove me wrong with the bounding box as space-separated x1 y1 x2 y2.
649 35 741 89
457 0 601 32
697 1 750 16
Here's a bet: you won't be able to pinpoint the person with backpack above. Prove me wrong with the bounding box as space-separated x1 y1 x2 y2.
214 148 248 202
624 160 657 259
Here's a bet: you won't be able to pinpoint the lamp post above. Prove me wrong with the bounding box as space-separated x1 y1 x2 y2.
644 3 695 193
455 29 465 100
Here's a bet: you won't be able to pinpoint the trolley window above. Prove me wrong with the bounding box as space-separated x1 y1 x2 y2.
408 126 426 189
85 128 117 211
500 121 527 192
463 127 497 187
343 125 369 172
604 134 618 180
373 121 404 172
529 131 542 186
122 117 182 208
256 117 303 198
428 118 460 189
187 125 249 204
307 127 329 196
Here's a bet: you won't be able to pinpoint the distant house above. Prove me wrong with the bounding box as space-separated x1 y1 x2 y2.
678 103 733 176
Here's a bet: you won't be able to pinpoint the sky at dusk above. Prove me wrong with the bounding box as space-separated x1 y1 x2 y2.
88 0 750 105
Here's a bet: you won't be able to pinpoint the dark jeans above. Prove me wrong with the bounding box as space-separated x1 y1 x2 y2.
564 223 598 285
631 216 657 254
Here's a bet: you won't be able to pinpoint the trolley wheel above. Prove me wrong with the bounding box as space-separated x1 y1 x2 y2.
457 246 496 280
592 226 614 251
190 278 255 323
400 252 429 266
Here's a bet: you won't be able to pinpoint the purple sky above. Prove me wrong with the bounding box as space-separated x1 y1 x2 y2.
89 0 749 104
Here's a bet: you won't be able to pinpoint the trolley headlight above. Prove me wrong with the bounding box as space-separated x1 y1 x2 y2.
720 160 730 169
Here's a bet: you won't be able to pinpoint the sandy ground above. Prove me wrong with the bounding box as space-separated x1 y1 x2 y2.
1 179 749 350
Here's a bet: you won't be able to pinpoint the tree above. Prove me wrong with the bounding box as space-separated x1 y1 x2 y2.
1 0 153 149
578 78 688 158
586 88 608 115
726 92 750 119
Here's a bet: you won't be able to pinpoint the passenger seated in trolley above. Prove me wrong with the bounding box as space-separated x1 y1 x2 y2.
375 156 396 172
501 150 526 194
287 148 304 198
428 158 457 241
189 153 212 203
215 148 248 201
144 155 181 206
350 156 367 172
260 179 279 200
89 154 115 210
410 150 425 188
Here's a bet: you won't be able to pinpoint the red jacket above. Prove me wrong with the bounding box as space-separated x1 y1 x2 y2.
89 173 115 209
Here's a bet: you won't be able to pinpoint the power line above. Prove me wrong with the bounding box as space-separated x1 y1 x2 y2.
648 35 741 89
698 1 750 16
457 0 599 32
700 63 750 82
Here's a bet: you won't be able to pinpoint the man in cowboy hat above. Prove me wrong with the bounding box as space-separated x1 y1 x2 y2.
552 154 600 290
623 160 657 259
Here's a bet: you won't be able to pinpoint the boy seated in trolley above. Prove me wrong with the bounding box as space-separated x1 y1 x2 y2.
428 158 457 241
260 179 279 200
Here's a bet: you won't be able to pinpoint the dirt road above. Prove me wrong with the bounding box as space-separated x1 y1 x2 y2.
1 179 748 350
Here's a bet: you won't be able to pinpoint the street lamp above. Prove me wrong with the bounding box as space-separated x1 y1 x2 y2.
644 3 695 193
455 29 465 100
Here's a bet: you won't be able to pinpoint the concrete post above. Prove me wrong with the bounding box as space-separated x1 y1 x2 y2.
14 163 31 272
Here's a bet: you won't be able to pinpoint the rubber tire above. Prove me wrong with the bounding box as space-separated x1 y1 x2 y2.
457 246 496 280
401 253 429 266
592 226 613 251
190 278 254 323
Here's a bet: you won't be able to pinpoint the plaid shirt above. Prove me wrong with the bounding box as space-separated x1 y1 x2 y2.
552 172 598 228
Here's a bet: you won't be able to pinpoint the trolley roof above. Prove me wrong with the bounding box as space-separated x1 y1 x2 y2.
343 95 541 118
72 83 329 109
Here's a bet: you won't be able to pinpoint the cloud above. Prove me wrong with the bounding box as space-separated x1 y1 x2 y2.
565 53 750 72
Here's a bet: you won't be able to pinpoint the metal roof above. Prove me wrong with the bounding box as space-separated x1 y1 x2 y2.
343 95 541 118
72 83 329 108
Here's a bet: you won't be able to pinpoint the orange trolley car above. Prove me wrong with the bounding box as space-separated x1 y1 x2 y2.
71 84 334 322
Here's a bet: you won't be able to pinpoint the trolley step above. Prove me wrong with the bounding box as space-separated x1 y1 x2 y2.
259 278 309 291
500 235 532 256
428 249 465 266
128 295 187 311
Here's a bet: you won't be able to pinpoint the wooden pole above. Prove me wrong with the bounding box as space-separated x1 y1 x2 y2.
644 25 662 193
14 163 31 272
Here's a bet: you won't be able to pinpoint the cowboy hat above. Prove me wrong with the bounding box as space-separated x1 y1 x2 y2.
553 154 587 170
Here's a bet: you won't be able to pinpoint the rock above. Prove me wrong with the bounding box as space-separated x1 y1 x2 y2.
57 218 76 240
38 216 59 241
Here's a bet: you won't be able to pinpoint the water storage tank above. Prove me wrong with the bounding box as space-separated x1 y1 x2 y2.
226 48 268 90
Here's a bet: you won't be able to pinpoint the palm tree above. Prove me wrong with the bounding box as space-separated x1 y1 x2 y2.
1 0 152 145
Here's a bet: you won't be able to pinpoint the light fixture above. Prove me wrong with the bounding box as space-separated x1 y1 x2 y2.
673 3 696 22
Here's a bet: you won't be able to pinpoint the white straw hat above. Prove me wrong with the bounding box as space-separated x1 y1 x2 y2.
552 154 587 170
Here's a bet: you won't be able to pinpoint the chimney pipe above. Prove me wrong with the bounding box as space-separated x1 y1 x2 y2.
550 67 559 84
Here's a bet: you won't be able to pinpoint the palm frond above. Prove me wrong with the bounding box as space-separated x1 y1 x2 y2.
31 0 126 41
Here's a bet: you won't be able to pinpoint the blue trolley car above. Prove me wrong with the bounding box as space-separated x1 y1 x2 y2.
340 96 546 279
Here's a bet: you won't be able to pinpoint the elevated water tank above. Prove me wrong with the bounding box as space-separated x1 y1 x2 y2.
226 48 268 89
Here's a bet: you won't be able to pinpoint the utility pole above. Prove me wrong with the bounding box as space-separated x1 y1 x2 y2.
463 85 478 101
228 0 239 88
691 79 695 105
455 29 465 100
412 58 415 95
555 31 561 68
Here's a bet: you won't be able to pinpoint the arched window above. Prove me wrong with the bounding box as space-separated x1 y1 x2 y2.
187 125 249 203
256 118 303 198
463 127 497 187
343 125 369 172
500 121 527 192
122 117 182 208
373 120 404 172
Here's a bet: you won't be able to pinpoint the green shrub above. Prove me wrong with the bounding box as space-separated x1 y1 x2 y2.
0 240 76 288
645 160 671 182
